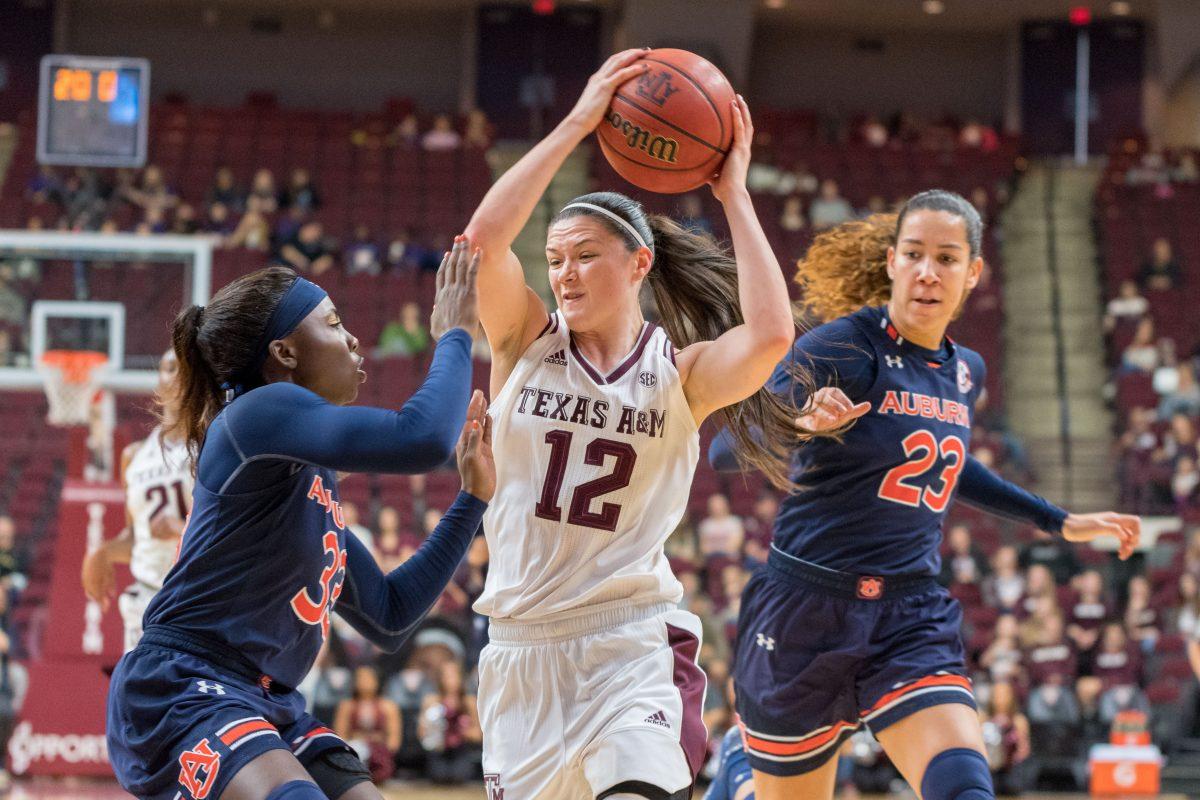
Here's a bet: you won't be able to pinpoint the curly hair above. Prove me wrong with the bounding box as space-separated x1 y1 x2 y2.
794 190 984 323
793 213 897 324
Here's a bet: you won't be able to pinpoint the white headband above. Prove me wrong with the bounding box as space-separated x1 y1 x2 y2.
560 202 654 254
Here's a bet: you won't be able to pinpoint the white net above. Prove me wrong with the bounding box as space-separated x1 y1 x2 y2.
37 349 110 427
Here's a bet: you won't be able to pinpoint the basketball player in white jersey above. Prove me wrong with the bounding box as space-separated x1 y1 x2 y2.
461 50 806 800
81 349 192 652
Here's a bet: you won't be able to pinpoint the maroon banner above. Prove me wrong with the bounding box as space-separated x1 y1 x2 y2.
13 480 129 776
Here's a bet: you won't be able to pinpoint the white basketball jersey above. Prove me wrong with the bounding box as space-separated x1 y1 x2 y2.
124 427 192 589
474 312 699 621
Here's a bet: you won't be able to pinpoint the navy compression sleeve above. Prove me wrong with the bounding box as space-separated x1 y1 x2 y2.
335 490 486 651
957 455 1068 533
208 328 473 485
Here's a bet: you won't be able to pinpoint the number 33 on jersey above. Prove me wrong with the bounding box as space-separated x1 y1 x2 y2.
474 312 699 621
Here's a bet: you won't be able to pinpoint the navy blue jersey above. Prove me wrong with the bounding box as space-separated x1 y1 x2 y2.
709 305 1067 575
765 305 985 575
144 329 481 689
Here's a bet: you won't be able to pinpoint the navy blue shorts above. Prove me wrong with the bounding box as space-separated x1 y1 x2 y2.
107 629 353 800
733 549 975 777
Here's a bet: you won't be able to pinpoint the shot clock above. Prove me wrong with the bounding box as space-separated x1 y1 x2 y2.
37 55 150 168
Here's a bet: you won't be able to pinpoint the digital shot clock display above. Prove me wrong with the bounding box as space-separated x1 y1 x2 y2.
37 55 150 168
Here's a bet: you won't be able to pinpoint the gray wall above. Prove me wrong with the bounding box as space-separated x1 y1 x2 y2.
748 25 1010 123
62 0 469 111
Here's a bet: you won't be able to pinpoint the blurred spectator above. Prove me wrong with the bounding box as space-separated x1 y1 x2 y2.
741 492 776 567
0 329 13 368
1066 570 1108 654
298 641 352 724
1173 571 1199 637
1023 612 1077 688
702 658 732 737
983 545 1024 611
1173 456 1200 512
809 179 855 230
0 274 26 329
388 114 421 148
1175 152 1199 183
204 202 235 236
1026 678 1081 726
463 109 494 149
860 116 889 147
1159 361 1200 419
0 517 23 592
1090 622 1143 692
335 666 401 783
698 494 744 562
960 119 1000 152
1120 316 1159 373
386 230 423 271
982 681 1031 795
140 206 167 234
419 661 482 783
1156 414 1199 469
859 194 888 219
375 302 431 359
773 162 819 197
206 166 244 213
247 169 279 214
1124 575 1160 652
26 165 64 206
1186 528 1200 575
280 168 321 213
422 114 462 152
123 164 178 214
1020 534 1080 586
1138 237 1180 291
779 196 807 232
940 523 988 586
225 196 271 251
980 614 1023 684
344 225 383 276
340 501 375 554
1103 280 1149 331
375 506 418 573
679 194 712 235
384 659 437 774
170 203 199 235
276 220 335 276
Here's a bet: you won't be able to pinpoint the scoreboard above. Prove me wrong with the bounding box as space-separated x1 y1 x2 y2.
37 55 149 168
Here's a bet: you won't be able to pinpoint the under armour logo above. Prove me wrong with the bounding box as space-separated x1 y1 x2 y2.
756 633 775 651
885 355 904 368
196 680 226 695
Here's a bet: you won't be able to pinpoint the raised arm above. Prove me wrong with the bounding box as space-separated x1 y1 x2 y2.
462 50 647 366
675 98 796 424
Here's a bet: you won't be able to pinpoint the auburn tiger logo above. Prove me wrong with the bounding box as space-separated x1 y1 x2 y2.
178 738 221 799
857 576 884 600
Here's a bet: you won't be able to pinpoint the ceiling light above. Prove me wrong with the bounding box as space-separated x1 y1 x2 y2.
1110 1 1131 15
923 0 946 14
765 0 785 8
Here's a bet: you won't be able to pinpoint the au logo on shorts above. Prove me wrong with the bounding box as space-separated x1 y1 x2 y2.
857 576 884 600
178 738 221 799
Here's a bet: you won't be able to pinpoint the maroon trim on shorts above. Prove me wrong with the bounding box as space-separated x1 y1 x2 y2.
666 623 707 780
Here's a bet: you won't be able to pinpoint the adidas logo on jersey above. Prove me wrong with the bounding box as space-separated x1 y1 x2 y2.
544 349 567 366
644 710 670 729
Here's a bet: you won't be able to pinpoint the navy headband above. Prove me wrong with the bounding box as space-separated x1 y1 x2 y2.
222 276 328 402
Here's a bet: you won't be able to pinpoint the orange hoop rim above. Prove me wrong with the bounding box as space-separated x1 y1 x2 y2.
39 349 110 384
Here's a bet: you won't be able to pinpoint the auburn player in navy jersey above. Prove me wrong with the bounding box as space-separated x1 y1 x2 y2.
107 245 495 800
710 190 1140 800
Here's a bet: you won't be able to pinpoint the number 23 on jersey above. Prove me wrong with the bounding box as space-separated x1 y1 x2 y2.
877 429 965 513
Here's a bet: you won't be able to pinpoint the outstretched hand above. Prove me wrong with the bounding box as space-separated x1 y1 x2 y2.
708 94 754 204
430 236 481 339
1061 512 1141 560
566 49 648 132
457 390 495 503
795 387 871 433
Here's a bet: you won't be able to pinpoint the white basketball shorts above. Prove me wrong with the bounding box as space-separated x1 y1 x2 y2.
477 603 707 800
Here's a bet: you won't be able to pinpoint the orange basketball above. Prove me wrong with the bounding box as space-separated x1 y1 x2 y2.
596 48 736 194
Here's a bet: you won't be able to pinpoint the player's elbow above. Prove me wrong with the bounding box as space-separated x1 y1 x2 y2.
756 322 795 361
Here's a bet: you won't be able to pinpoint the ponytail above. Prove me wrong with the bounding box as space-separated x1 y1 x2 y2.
163 266 297 463
554 192 816 491
795 189 984 323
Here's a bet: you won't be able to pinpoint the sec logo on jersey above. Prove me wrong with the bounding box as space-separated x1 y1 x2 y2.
639 371 657 387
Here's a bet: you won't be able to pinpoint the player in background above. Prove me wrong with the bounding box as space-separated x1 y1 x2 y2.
709 190 1140 800
107 246 494 800
704 726 755 800
82 348 192 652
461 49 804 800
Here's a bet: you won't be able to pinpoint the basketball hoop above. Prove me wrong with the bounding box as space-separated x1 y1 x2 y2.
37 349 110 426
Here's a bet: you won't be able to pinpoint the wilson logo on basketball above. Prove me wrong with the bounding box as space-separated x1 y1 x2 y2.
635 69 680 108
603 110 679 164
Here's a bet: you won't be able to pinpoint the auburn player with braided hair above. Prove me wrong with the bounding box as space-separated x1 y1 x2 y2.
711 190 1140 800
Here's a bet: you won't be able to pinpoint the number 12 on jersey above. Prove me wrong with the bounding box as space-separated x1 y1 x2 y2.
535 430 637 532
